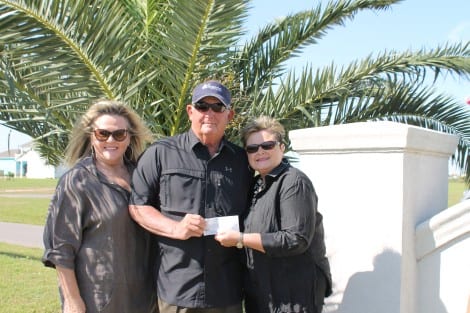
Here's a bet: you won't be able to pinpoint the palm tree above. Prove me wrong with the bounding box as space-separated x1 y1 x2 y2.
1 0 469 181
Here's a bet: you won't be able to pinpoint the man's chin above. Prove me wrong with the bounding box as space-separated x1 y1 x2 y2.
201 125 218 133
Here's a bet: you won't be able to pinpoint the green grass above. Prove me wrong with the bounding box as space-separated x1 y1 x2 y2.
0 180 60 312
0 178 57 225
448 177 467 206
0 242 60 313
0 197 51 225
0 178 58 191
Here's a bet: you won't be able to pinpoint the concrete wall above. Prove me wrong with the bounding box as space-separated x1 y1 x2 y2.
289 121 463 313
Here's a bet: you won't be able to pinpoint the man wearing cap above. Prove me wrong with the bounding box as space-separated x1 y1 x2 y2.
129 80 252 313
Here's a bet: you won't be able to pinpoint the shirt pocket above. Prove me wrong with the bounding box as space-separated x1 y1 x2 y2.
211 170 245 216
160 168 205 218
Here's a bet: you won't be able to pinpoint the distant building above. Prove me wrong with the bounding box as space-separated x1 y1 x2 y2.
0 156 16 178
0 142 66 178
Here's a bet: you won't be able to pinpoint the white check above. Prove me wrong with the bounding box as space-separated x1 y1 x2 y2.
204 215 240 236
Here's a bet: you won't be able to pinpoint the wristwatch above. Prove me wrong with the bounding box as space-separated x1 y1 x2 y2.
236 232 244 249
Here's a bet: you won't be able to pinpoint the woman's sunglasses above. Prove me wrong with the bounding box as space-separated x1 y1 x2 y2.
93 129 128 142
245 141 279 154
193 101 227 113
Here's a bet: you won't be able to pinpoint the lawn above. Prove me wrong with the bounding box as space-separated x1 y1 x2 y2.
0 178 57 225
0 179 60 312
0 242 60 312
0 197 51 225
448 177 467 205
0 178 58 191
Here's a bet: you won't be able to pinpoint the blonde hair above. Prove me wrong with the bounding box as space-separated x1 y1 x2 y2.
64 99 153 166
240 115 285 147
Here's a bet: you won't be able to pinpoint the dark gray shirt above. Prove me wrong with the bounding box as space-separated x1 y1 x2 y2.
130 130 252 308
43 157 156 313
243 159 332 313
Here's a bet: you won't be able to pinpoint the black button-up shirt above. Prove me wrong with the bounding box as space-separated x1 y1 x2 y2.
243 159 332 313
130 130 251 308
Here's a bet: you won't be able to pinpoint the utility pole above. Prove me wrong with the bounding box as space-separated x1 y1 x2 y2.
7 129 11 156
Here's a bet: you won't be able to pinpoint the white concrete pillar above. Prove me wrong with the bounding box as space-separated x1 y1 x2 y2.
289 121 459 313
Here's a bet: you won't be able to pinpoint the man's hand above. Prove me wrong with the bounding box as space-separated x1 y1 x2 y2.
173 214 206 239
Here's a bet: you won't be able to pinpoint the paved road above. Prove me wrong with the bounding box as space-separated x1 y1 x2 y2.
0 221 44 248
0 189 51 249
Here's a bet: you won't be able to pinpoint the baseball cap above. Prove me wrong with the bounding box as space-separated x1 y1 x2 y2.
191 81 231 108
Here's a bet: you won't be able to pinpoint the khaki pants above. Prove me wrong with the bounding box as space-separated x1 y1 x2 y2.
158 298 242 313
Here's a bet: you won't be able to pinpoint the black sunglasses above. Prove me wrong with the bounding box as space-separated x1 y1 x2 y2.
193 101 227 113
93 129 128 142
245 141 279 154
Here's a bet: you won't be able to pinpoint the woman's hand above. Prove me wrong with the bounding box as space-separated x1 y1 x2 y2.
215 230 240 247
217 231 266 253
63 296 86 313
56 266 86 313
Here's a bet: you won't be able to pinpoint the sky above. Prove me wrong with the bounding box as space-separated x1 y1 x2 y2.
1 0 469 153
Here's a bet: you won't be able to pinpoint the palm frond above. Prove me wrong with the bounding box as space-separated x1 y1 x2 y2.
1 0 470 184
236 0 401 93
0 0 151 160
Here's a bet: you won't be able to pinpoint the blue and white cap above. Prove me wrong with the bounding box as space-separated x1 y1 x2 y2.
191 81 231 108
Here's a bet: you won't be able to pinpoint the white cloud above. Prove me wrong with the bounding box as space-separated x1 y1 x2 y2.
448 21 470 42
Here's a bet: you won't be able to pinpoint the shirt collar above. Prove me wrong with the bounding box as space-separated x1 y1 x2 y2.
260 157 290 181
78 156 134 180
188 129 236 154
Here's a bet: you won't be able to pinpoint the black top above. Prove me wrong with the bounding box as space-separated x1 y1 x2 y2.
243 159 332 313
43 157 156 313
130 130 252 308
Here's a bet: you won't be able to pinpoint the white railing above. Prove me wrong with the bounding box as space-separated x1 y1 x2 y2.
415 200 470 313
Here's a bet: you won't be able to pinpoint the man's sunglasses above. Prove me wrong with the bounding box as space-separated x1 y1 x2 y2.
93 129 128 142
193 101 227 113
245 141 279 154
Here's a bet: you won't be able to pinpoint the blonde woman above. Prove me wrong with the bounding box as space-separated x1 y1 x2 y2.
43 99 156 313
